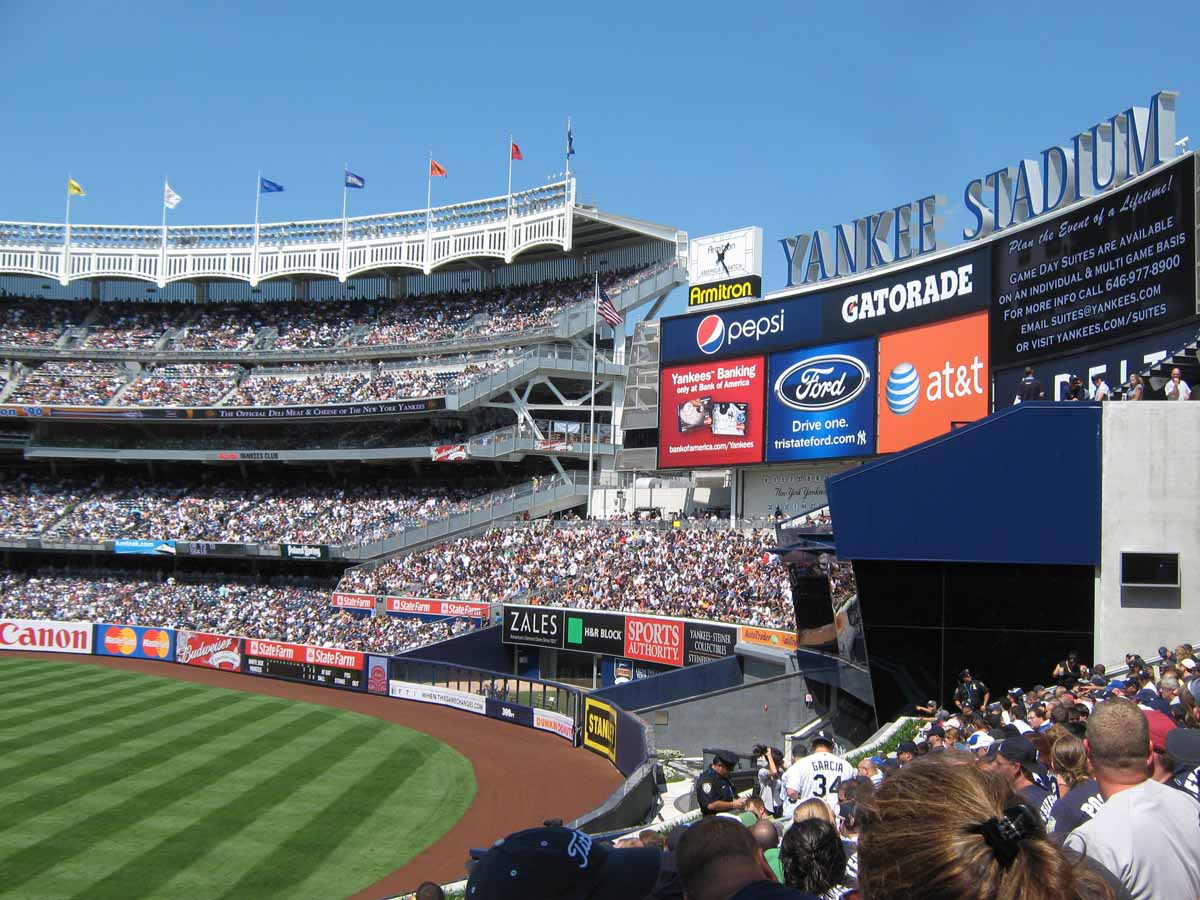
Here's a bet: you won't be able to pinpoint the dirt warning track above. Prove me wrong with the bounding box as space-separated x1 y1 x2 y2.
6 651 623 899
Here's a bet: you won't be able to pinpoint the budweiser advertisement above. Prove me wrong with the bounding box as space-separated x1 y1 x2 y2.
430 444 468 462
331 593 376 612
176 630 242 670
623 616 685 667
0 618 93 655
385 597 489 619
94 623 175 660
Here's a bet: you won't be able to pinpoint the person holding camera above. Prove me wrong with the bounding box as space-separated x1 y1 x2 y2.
754 744 785 818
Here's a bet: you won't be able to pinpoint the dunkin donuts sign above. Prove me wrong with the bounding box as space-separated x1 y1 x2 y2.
624 616 684 667
176 630 242 670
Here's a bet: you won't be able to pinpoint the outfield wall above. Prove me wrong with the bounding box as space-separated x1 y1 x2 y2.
1 616 656 830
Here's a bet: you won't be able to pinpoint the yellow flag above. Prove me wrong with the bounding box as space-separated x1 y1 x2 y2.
67 178 85 196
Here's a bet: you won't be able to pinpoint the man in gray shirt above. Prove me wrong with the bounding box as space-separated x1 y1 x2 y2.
1063 699 1200 900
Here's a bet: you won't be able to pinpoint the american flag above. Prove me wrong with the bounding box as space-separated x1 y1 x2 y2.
596 288 623 327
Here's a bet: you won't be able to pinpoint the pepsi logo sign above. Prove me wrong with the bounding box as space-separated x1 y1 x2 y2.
696 315 725 354
773 355 871 412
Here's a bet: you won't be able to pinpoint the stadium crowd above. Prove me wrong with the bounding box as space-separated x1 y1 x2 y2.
0 265 642 353
1 470 508 546
464 643 1200 900
339 521 794 627
0 569 475 655
4 360 126 405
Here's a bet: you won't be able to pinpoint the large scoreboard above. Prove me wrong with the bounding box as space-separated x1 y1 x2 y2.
243 639 365 691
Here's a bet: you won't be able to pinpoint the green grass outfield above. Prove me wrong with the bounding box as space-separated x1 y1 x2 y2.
0 656 476 900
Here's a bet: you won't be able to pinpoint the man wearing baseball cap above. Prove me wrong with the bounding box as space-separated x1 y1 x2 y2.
676 816 819 900
465 826 662 900
982 735 1056 823
696 750 744 817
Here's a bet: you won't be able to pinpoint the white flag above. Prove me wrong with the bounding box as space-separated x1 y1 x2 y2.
164 182 182 209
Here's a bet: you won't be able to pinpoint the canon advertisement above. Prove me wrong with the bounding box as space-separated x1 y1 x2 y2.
0 618 93 654
94 624 175 661
766 338 877 461
991 154 1196 368
659 355 767 468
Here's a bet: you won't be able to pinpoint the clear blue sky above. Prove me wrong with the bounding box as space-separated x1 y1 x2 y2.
1 1 1197 317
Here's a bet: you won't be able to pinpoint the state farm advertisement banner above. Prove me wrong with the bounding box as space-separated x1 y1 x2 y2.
244 639 365 671
95 623 175 660
876 311 989 454
431 444 468 462
385 597 489 619
331 593 376 611
623 616 685 667
0 618 93 654
659 355 766 469
176 630 242 670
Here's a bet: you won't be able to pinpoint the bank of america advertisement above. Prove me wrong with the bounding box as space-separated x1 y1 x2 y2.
659 355 766 468
766 338 877 461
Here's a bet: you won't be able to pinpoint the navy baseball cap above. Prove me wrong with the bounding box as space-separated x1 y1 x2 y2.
713 749 739 766
897 741 918 755
466 827 661 900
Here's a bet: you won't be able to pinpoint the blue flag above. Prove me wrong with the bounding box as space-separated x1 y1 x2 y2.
344 170 365 189
567 126 575 158
259 177 284 194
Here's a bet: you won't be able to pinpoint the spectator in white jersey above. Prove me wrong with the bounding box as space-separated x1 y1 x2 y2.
1063 698 1200 900
781 734 856 819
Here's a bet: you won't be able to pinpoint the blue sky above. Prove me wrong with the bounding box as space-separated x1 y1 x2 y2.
1 1 1197 317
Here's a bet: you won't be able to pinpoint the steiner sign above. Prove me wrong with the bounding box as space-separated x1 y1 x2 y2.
990 153 1196 367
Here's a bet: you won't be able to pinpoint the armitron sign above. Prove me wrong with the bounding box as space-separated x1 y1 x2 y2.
0 618 93 654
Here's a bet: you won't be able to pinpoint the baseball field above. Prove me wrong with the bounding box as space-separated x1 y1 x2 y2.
0 655 475 900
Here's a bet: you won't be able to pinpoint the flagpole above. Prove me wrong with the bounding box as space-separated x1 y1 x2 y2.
425 152 433 274
253 169 262 287
507 134 515 261
62 173 73 285
160 174 169 287
340 162 349 282
587 270 599 518
565 117 572 181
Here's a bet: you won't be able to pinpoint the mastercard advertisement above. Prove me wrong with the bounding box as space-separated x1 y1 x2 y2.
93 623 176 661
876 311 989 453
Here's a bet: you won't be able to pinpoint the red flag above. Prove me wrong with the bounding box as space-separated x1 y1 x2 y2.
510 142 523 161
429 159 447 177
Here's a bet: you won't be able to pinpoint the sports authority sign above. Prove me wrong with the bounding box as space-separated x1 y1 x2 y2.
624 616 684 667
176 630 242 670
0 618 92 654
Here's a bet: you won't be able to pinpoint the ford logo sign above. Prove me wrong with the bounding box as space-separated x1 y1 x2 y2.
774 354 870 412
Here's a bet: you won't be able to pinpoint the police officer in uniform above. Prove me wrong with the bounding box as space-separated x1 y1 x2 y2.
695 749 744 816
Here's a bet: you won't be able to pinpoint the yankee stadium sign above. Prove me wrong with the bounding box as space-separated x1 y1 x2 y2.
779 92 1178 288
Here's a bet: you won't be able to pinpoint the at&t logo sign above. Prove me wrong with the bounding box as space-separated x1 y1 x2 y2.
885 357 985 416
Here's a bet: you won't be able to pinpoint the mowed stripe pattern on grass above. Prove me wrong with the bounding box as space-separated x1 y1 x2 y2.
0 657 476 900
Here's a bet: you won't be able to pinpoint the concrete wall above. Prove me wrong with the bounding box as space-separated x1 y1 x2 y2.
1097 403 1200 666
643 671 817 757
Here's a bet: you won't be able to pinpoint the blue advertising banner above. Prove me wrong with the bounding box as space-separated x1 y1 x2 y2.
484 698 535 728
766 338 877 461
94 623 176 661
114 539 177 556
660 299 820 366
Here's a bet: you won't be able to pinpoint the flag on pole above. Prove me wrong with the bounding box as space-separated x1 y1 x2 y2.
429 159 448 177
566 125 575 158
510 141 523 161
259 177 285 193
164 182 182 209
345 170 365 189
597 287 623 327
67 178 85 196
